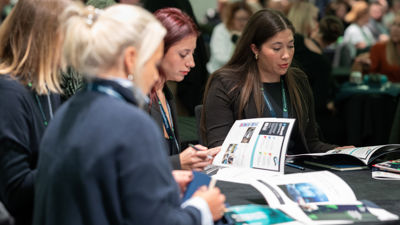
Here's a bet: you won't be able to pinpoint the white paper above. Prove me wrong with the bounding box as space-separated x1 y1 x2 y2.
212 118 295 182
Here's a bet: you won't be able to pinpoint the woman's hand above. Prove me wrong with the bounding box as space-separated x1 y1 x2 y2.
180 145 220 171
172 170 193 194
193 186 226 221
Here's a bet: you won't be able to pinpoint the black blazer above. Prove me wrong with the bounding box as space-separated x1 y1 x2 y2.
147 86 182 169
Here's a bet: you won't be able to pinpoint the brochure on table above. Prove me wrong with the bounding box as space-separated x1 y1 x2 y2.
211 117 295 183
249 171 399 224
287 145 400 168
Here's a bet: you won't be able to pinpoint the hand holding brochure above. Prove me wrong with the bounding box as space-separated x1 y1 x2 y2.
210 118 295 182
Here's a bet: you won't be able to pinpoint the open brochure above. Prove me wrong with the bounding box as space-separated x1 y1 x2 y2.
249 171 399 224
207 118 295 182
286 145 400 171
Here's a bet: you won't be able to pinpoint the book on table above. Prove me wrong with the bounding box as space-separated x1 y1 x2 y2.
247 171 399 224
205 117 296 182
371 159 400 180
286 145 400 171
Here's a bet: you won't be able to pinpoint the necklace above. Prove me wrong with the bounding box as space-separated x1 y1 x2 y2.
28 82 53 126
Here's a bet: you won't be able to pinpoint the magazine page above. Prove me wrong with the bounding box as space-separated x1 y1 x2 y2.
250 171 357 208
287 145 400 165
248 171 386 224
213 118 295 172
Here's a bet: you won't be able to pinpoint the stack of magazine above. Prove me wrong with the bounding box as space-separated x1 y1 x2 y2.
372 159 400 180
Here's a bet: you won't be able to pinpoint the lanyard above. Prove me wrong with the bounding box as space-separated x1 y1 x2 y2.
261 77 288 118
86 82 124 101
157 96 180 152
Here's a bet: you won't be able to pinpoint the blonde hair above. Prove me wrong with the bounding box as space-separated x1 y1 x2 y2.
287 2 319 37
0 0 70 94
61 3 166 80
386 12 400 66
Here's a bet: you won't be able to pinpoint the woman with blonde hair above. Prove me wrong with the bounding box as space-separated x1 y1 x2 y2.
0 0 70 224
287 1 319 38
33 3 225 225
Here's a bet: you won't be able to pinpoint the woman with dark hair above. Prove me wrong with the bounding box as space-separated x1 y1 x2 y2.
149 7 220 170
202 9 344 154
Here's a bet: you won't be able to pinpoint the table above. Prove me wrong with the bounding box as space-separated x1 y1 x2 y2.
217 166 400 224
335 82 400 146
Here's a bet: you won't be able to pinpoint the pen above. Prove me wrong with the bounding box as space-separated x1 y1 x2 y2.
189 144 213 160
208 177 217 189
285 162 305 171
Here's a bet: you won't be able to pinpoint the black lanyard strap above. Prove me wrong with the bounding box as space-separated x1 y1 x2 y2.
157 95 180 152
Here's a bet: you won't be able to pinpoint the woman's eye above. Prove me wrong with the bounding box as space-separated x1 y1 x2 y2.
273 48 280 51
288 45 294 49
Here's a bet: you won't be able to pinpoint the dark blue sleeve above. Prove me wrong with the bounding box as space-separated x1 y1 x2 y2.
117 115 202 225
0 90 35 223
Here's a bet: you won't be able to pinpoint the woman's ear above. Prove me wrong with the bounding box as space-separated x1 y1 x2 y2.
123 46 137 75
250 43 259 55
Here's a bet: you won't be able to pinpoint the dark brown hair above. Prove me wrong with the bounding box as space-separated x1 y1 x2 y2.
319 15 344 44
202 9 310 143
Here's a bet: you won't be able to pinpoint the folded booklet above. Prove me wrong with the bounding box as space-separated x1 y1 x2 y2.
286 145 400 171
249 171 399 224
207 118 296 182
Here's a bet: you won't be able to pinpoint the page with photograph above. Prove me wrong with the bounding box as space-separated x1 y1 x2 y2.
248 171 399 224
213 118 295 170
211 118 295 182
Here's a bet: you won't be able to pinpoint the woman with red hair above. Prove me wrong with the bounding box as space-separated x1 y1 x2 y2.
148 8 220 170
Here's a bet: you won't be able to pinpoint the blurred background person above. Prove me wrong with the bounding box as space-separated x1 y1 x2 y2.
353 11 400 83
0 0 70 224
292 15 345 144
343 1 375 58
149 8 220 170
383 0 400 28
207 1 253 73
366 0 389 43
325 0 351 29
287 1 319 38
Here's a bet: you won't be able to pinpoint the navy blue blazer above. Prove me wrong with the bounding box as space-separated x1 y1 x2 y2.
33 79 202 225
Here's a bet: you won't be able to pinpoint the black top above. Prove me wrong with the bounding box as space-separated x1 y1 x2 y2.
262 82 301 154
33 79 202 225
147 86 182 169
0 75 60 225
203 71 338 154
292 33 335 115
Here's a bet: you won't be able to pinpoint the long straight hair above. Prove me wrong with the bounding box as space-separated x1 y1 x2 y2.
202 9 309 142
0 0 70 94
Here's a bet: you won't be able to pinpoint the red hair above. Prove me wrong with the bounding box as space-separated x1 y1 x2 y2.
149 7 199 104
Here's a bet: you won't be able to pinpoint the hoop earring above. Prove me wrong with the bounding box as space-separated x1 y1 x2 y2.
255 53 259 60
127 74 134 81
